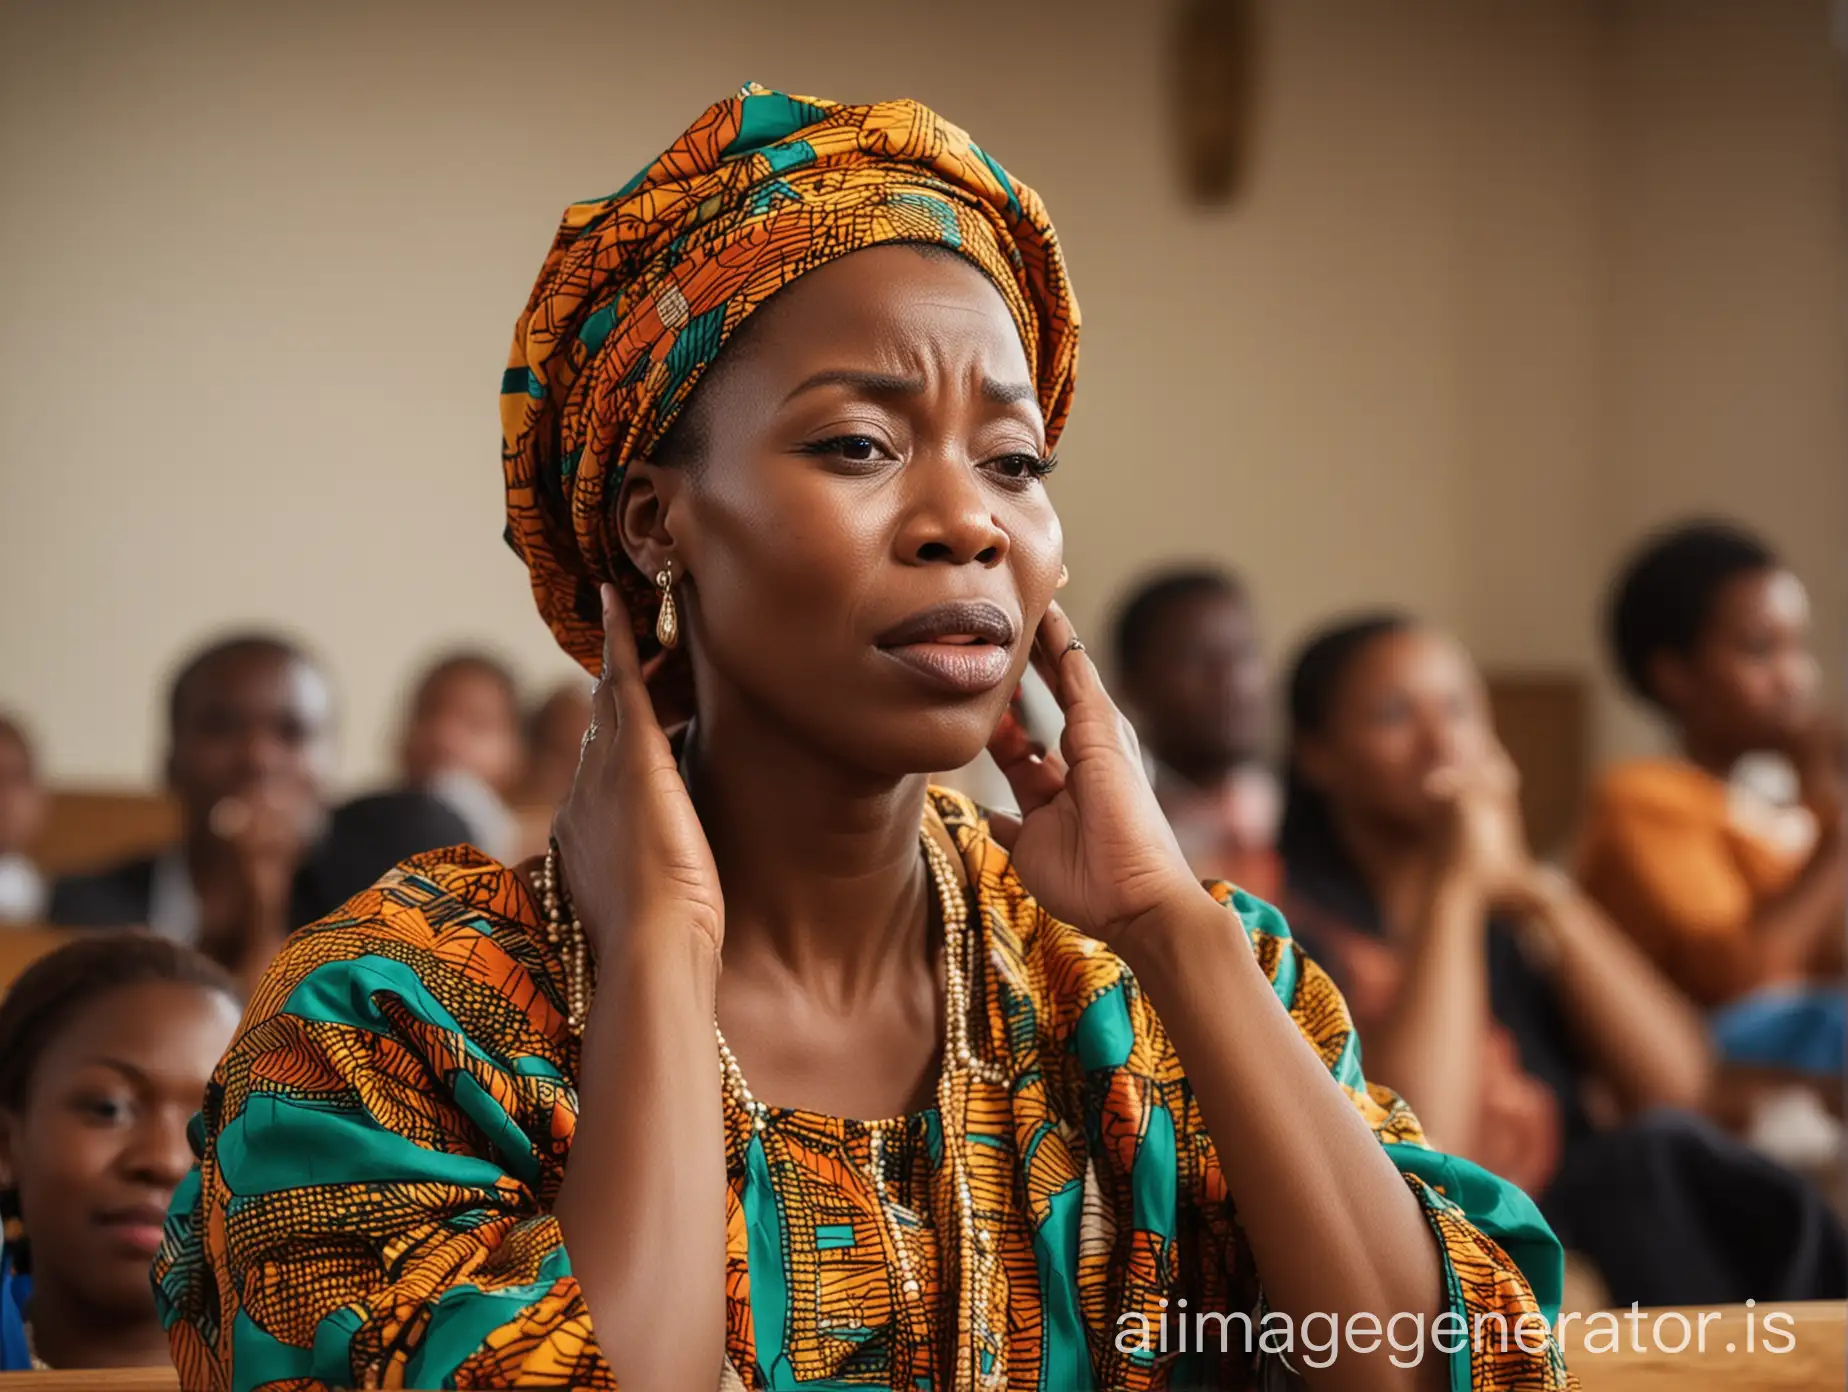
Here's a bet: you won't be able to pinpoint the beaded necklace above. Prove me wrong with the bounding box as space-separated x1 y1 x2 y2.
537 825 1008 1385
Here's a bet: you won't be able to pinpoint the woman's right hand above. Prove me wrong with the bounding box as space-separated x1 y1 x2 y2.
552 582 724 962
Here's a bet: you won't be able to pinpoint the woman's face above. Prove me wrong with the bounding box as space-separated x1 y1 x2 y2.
1660 567 1818 751
1 981 239 1318
623 246 1063 776
1299 628 1495 836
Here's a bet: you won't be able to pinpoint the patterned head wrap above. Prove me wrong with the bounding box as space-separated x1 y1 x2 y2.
501 83 1081 673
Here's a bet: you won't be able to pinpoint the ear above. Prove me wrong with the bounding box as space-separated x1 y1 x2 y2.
1646 649 1695 715
615 459 687 582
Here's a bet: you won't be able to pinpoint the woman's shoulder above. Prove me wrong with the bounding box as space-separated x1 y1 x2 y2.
244 845 574 1052
1587 756 1726 826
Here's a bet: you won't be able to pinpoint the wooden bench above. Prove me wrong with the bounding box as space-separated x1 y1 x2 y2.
0 1303 1838 1387
0 927 77 992
28 790 177 879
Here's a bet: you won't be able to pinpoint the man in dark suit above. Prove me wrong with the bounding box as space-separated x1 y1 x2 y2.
50 634 470 983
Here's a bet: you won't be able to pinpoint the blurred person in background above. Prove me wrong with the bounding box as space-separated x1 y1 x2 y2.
1280 613 1845 1307
48 633 469 984
160 87 1569 1392
520 678 593 807
397 649 525 858
0 717 47 924
0 934 240 1371
1579 522 1843 1079
1113 567 1280 899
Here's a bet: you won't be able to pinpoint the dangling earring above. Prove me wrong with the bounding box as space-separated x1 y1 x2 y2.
655 566 680 649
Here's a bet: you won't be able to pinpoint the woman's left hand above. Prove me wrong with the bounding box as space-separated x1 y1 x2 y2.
985 602 1205 947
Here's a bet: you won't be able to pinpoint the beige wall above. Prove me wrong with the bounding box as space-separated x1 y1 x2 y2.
0 0 1839 787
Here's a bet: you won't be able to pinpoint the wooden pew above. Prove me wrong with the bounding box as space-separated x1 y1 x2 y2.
0 1304 1839 1387
28 790 177 879
0 927 76 992
1564 1300 1843 1389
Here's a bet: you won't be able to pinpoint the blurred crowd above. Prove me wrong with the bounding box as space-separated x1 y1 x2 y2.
0 516 1841 1368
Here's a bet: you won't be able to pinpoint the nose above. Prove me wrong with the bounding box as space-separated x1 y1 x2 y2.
123 1105 196 1191
899 452 1009 568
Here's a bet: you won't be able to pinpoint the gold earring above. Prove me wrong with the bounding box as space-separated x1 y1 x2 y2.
654 567 679 649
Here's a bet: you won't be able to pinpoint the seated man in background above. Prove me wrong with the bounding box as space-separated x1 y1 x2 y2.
1111 566 1280 899
519 678 592 808
1580 522 1842 1078
397 650 524 859
0 717 46 924
49 633 468 983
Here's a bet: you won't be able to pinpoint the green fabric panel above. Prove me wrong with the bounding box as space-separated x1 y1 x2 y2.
216 1092 506 1196
405 1247 575 1388
1384 1142 1566 1392
1232 891 1299 1009
1131 1101 1178 1245
724 91 831 158
309 1305 364 1388
1073 980 1133 1072
450 1068 541 1189
280 953 549 1085
815 1223 855 1251
760 138 817 173
1030 1178 1095 1391
231 1308 313 1389
971 144 1022 219
661 303 727 403
742 1130 794 1388
886 190 961 247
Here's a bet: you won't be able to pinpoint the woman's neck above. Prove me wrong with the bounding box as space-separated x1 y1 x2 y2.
1679 727 1743 782
1328 806 1437 939
27 1282 169 1370
686 700 935 1006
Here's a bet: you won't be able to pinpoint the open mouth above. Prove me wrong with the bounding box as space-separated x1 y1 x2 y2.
875 601 1017 696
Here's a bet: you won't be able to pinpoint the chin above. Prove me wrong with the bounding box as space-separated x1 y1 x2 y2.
844 704 1001 780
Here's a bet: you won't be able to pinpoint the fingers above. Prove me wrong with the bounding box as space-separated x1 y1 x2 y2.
987 705 1066 816
1031 601 1110 712
598 583 650 712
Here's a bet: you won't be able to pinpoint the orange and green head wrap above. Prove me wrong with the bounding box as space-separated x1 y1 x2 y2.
501 83 1081 674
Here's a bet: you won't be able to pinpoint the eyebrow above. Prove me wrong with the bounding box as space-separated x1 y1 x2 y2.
781 370 1038 408
78 1055 150 1087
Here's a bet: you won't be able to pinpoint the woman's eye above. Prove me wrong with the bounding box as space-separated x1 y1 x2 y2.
74 1095 130 1125
985 452 1057 483
800 434 892 465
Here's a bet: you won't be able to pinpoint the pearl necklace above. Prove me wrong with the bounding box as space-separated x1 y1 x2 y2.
540 827 1007 1383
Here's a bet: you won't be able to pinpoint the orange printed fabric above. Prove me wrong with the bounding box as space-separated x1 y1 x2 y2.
156 790 1571 1391
500 83 1080 677
1577 758 1811 1006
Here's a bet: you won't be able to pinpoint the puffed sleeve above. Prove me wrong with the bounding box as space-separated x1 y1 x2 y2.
1073 885 1573 1392
154 852 615 1391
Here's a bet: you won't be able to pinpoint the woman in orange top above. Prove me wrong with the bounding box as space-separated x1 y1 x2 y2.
1579 521 1844 1010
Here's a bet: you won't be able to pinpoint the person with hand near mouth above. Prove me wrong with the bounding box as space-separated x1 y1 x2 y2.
161 86 1570 1392
0 933 241 1372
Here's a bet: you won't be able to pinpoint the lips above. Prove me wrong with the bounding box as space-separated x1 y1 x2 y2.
875 601 1018 697
96 1202 170 1257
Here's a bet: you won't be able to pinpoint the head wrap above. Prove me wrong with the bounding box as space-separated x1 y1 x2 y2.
501 83 1081 673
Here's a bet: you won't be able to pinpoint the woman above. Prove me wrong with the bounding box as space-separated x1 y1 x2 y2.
1580 522 1842 1075
1279 613 1845 1307
158 86 1568 1391
0 933 241 1371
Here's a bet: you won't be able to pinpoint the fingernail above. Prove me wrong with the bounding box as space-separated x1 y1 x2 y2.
600 583 614 614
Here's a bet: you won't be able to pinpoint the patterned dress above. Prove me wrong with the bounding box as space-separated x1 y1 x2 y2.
156 790 1573 1390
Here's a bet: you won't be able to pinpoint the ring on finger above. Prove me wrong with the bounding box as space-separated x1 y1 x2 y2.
580 718 600 753
1063 638 1086 656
